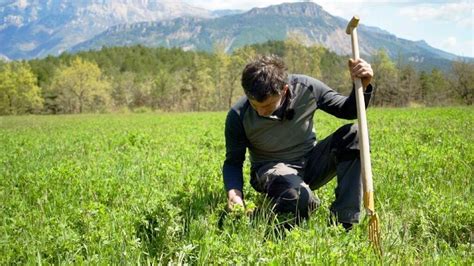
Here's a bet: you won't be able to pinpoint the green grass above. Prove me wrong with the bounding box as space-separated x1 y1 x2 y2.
0 107 473 264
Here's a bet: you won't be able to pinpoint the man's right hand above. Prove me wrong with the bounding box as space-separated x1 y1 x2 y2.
227 189 244 211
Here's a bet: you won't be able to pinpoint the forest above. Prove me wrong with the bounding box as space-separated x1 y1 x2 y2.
0 39 472 115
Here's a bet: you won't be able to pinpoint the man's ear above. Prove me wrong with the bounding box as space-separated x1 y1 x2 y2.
282 84 289 94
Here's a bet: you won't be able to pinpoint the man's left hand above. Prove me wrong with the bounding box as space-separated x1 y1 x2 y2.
348 58 373 89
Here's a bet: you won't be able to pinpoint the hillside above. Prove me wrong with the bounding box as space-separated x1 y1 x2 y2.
71 2 470 71
0 0 212 59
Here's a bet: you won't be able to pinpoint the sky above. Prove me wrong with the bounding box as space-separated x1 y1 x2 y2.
183 0 474 58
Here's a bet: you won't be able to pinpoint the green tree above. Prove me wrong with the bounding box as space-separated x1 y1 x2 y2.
129 77 152 110
399 64 421 105
227 46 257 108
50 57 111 113
211 45 230 111
451 60 474 105
111 71 136 110
420 69 449 106
0 62 43 115
370 49 401 106
188 55 214 111
284 36 323 78
430 69 450 105
320 49 351 94
151 69 174 111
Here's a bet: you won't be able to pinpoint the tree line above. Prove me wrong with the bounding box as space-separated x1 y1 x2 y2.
0 40 472 115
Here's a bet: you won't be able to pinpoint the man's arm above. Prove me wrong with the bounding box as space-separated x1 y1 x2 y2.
314 58 374 119
316 82 373 119
223 109 248 209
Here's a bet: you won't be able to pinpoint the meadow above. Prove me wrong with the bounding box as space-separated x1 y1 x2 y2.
0 107 472 264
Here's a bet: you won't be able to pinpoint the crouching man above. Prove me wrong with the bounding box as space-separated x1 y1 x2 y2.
223 55 373 229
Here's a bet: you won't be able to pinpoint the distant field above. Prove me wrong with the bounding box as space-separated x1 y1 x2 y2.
0 107 472 264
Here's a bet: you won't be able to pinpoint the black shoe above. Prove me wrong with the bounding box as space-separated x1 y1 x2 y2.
328 214 353 232
342 222 353 232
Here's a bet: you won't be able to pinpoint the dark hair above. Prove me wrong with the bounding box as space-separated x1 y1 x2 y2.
241 55 288 102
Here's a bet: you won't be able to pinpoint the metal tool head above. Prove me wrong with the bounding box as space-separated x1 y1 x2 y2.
346 16 360 34
369 212 383 257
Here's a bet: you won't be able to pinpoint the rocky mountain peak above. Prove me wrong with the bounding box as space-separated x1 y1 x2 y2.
0 0 214 59
246 1 324 17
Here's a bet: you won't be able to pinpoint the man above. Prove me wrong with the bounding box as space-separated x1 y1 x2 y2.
223 55 373 229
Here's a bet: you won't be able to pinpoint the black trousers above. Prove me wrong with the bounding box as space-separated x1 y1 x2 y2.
250 124 362 223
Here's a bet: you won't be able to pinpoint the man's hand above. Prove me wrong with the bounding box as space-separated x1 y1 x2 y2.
348 58 373 90
227 189 244 211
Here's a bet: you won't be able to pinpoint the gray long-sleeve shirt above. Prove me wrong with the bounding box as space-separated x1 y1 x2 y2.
223 74 373 192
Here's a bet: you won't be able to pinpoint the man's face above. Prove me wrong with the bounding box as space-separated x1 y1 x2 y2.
248 85 288 117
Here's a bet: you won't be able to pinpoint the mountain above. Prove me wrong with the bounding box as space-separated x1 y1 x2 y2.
1 1 470 71
211 9 244 17
0 0 213 59
71 2 471 71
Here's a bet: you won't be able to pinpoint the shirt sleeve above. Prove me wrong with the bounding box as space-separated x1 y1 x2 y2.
222 109 248 192
310 77 373 119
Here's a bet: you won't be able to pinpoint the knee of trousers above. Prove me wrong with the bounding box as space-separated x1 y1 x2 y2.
333 123 360 161
267 176 320 219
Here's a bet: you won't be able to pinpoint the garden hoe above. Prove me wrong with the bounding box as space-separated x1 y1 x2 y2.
345 16 382 255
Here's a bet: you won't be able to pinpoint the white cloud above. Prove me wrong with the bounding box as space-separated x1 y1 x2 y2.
458 16 473 28
468 40 474 57
458 39 474 57
438 37 474 57
304 0 416 21
312 0 473 28
399 1 473 27
442 36 457 49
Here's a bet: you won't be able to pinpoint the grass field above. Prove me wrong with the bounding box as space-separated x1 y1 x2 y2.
1 107 473 264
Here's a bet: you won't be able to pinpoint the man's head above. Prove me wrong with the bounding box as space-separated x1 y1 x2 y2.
241 55 289 116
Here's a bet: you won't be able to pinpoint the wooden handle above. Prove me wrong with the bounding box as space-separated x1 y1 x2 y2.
347 17 375 214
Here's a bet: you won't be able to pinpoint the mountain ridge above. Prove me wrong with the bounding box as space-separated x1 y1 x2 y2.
70 2 471 71
0 0 214 59
1 1 471 71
